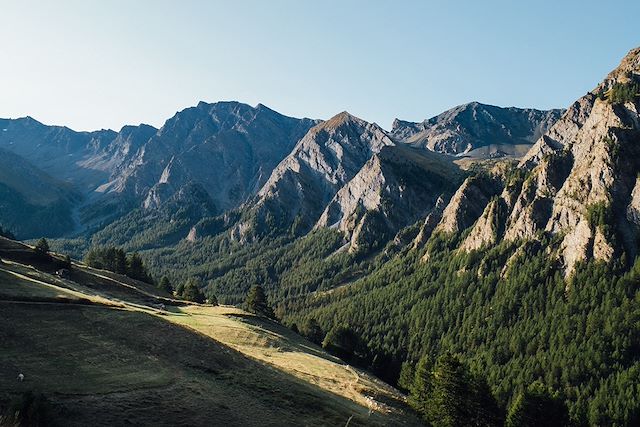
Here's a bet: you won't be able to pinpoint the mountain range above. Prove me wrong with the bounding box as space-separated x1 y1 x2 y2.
0 96 560 241
2 46 640 426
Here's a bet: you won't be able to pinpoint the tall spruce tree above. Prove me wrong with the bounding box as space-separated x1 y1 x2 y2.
246 285 275 318
34 238 49 254
427 352 475 426
506 381 569 427
408 356 433 419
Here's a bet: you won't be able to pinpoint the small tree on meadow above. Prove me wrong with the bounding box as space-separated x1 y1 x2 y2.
180 277 206 303
321 324 364 363
158 276 173 294
34 238 49 254
301 317 324 344
246 285 275 318
206 293 219 306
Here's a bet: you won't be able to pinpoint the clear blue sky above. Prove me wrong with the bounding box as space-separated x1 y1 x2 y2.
1 0 638 131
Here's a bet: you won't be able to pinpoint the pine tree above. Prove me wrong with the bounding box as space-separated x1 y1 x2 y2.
246 285 275 318
472 373 503 427
427 352 475 427
398 361 416 393
408 356 433 419
506 381 569 427
34 238 49 254
126 252 151 283
301 318 324 344
158 276 173 294
180 277 206 303
321 324 363 362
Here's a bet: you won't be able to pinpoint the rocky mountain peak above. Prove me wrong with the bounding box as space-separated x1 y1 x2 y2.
597 47 640 90
392 102 562 156
434 46 640 277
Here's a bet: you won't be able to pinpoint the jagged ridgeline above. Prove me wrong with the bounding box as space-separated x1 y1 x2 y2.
2 42 640 426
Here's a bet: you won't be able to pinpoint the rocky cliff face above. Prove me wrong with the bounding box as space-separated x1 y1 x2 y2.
249 112 394 235
392 102 562 156
315 145 462 252
0 102 316 234
422 47 640 277
102 101 317 213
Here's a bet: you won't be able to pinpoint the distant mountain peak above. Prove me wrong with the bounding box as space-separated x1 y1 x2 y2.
392 102 563 156
320 111 361 130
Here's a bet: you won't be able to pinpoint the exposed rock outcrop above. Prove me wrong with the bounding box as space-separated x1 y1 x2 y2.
315 145 462 252
442 47 640 276
250 112 395 234
434 174 502 235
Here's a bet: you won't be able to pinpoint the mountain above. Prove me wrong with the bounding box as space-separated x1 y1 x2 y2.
4 46 640 427
242 112 395 237
0 102 317 236
391 102 563 157
0 148 81 238
424 47 640 276
0 116 152 193
102 101 318 213
269 48 640 426
315 145 463 252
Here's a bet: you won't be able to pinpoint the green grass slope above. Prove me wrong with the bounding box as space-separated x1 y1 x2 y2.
0 237 419 426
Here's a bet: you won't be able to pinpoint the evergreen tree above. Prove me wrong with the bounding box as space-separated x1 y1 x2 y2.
158 276 173 294
321 324 363 362
126 252 152 283
246 285 275 318
206 293 219 306
114 249 127 274
300 317 324 345
398 361 416 393
506 381 569 427
180 277 206 303
408 356 433 418
426 352 475 427
472 373 503 427
34 238 49 254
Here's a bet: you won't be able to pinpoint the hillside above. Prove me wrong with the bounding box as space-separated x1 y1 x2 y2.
0 237 419 426
0 148 80 238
